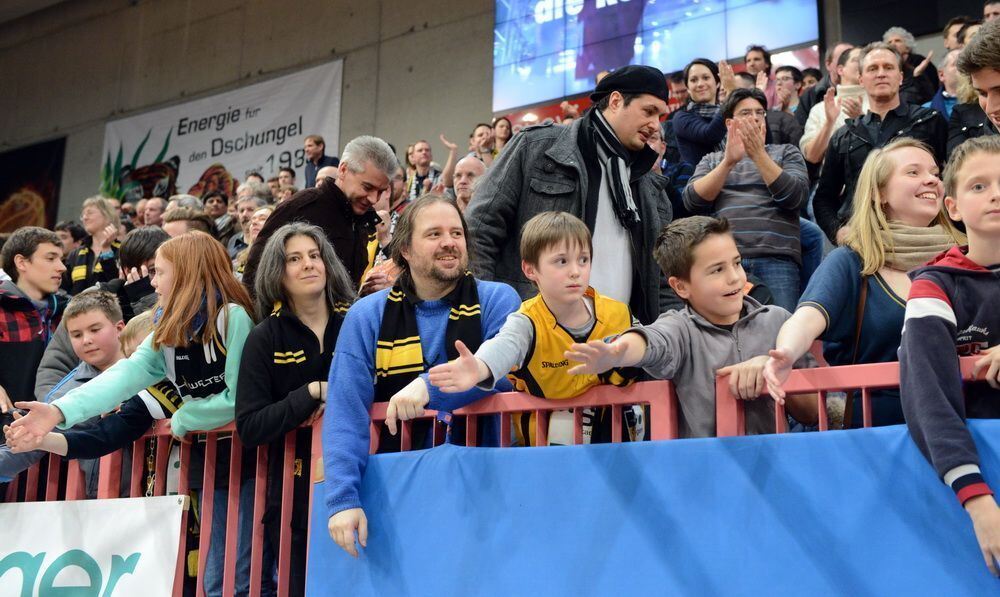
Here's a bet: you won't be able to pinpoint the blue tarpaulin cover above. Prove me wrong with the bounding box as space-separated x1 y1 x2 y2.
307 421 1000 596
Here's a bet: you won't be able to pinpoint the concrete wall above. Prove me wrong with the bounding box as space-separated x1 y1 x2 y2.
0 0 495 221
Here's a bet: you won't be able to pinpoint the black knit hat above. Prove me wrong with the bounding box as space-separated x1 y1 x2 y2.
590 65 669 103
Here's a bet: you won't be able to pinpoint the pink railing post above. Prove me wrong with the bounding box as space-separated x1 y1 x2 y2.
221 434 243 597
196 433 218 597
715 379 745 437
65 460 85 501
97 450 122 499
248 443 268 597
174 438 192 597
276 431 298 597
44 454 62 501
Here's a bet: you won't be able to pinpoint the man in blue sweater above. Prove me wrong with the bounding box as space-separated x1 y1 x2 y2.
323 194 520 558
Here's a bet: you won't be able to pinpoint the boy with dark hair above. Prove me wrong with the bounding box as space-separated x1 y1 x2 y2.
564 216 817 437
33 225 169 401
54 220 86 259
0 227 67 413
429 211 640 444
899 135 1000 576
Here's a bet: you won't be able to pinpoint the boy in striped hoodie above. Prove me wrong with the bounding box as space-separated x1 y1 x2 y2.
900 136 1000 575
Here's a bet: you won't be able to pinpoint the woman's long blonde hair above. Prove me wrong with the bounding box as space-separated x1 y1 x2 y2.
845 138 965 275
153 231 254 350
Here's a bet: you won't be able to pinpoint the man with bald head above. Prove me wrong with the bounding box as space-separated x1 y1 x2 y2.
451 155 486 212
315 166 338 186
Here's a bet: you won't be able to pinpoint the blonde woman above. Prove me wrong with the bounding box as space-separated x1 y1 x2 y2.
62 196 120 295
764 138 964 427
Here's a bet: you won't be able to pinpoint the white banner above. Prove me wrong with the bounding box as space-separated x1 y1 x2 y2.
101 59 342 201
0 495 186 597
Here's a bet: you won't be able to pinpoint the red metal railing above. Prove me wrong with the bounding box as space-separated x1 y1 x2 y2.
13 364 993 594
5 381 677 595
367 380 679 451
715 355 985 436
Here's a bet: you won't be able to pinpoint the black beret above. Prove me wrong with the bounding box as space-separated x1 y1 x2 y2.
590 65 669 103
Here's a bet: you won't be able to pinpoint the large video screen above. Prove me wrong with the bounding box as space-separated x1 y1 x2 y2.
493 0 820 112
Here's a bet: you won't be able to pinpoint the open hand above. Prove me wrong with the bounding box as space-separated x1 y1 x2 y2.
822 88 839 123
723 121 747 166
762 348 796 404
565 340 625 376
93 223 118 253
439 134 458 152
840 96 863 119
6 401 64 451
914 50 934 77
755 71 768 92
385 377 430 436
719 60 737 94
428 340 486 394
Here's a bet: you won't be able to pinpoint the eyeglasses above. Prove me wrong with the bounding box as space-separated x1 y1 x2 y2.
774 76 796 83
735 109 767 118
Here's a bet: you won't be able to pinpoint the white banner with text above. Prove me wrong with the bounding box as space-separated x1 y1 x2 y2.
0 495 186 597
100 59 342 201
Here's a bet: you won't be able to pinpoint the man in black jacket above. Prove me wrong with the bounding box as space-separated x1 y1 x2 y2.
813 42 948 243
243 136 396 295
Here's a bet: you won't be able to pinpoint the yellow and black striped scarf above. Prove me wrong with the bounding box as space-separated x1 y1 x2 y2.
374 271 482 403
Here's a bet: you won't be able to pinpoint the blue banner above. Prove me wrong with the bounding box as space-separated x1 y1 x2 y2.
308 422 1000 595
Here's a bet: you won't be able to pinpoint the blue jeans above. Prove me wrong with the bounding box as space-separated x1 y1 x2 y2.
200 480 277 597
799 217 825 294
742 256 800 312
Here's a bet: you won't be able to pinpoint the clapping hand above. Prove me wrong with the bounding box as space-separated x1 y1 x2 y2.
427 340 487 394
723 120 747 166
914 50 934 77
439 134 458 152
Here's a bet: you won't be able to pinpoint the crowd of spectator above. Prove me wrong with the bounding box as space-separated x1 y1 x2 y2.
2 4 1000 590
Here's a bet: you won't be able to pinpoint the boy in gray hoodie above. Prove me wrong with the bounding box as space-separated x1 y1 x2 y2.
566 216 816 437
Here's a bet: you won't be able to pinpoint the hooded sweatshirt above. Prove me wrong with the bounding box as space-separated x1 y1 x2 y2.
0 279 67 402
900 246 1000 506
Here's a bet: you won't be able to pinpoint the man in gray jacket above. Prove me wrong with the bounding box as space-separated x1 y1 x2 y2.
466 65 678 324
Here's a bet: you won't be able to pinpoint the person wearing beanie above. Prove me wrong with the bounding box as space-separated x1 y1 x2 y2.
467 65 683 323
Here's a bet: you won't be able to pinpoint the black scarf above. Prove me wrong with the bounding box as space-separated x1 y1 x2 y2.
374 271 483 403
373 271 483 452
588 109 644 228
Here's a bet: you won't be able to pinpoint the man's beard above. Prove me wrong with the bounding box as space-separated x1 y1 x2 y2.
421 250 467 284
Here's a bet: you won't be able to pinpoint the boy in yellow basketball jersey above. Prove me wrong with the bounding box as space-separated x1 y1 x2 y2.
428 211 638 444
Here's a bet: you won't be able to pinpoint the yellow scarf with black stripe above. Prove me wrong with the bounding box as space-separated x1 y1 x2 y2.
374 272 482 403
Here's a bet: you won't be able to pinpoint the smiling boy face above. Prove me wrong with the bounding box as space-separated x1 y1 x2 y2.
669 233 747 326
